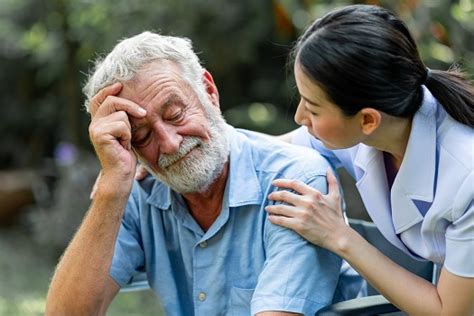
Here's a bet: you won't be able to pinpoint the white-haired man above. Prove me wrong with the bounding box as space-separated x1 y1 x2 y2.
45 31 360 315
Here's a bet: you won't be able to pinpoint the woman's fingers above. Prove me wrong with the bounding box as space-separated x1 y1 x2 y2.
267 170 346 248
326 168 340 199
265 204 300 218
267 213 299 230
268 189 312 206
271 178 316 196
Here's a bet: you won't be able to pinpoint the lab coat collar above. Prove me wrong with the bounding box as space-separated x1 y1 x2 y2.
391 86 437 233
354 144 414 253
353 86 438 255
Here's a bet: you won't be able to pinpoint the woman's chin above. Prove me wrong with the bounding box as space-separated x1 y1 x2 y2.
320 140 345 150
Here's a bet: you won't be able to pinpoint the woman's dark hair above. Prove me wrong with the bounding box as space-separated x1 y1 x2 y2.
293 4 473 127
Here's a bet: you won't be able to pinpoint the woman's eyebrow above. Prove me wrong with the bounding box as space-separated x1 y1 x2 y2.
301 94 320 106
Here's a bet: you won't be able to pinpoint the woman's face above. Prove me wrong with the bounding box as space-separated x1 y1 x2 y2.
294 62 364 149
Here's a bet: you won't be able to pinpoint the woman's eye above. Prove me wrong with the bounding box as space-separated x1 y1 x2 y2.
305 107 318 116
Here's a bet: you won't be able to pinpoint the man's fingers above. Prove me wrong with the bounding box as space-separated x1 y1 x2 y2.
89 83 147 120
89 83 123 116
135 164 149 180
94 95 146 120
89 111 132 140
90 120 133 151
104 110 132 131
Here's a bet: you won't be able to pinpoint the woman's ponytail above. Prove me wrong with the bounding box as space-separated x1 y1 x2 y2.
424 68 474 127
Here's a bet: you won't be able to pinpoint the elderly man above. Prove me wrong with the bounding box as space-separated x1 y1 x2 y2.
45 31 348 315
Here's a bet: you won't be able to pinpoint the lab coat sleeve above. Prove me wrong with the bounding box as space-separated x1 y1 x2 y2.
444 171 474 277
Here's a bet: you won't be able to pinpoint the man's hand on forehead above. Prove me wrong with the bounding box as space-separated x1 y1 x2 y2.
90 83 147 120
89 82 122 116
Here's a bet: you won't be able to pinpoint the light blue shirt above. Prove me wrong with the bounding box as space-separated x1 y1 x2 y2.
293 86 474 277
110 127 345 315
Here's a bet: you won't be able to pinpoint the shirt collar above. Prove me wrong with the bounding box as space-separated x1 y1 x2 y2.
354 87 438 235
143 124 263 210
226 126 263 207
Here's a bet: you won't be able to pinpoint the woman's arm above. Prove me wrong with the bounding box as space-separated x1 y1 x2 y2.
266 168 474 315
341 227 473 315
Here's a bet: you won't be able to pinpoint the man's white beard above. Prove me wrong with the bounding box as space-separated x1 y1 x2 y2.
139 104 230 193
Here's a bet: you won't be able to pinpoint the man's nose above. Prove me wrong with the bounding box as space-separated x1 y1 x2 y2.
153 124 182 154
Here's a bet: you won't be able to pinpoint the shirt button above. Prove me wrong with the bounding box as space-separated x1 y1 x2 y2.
198 292 206 301
199 241 208 248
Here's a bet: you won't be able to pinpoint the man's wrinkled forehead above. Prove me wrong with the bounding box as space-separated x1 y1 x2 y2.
119 60 188 100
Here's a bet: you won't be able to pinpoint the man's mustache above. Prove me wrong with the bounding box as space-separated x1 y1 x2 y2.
158 137 202 169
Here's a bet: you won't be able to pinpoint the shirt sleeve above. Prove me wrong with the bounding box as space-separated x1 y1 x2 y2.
444 173 474 277
251 175 342 315
109 184 146 287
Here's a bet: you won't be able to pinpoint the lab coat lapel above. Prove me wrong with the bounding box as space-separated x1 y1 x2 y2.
391 87 437 234
354 145 410 252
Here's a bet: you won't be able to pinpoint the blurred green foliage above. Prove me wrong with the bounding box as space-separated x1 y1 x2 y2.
0 0 472 170
0 1 472 314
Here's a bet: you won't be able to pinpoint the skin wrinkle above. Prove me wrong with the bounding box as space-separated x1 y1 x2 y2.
130 95 186 138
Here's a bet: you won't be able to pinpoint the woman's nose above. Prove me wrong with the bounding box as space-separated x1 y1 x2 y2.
294 101 309 127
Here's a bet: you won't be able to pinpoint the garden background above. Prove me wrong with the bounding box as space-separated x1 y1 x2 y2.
0 0 472 314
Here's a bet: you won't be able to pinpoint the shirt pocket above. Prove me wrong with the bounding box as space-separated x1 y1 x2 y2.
229 286 255 316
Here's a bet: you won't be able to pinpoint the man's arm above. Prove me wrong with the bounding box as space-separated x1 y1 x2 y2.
45 83 147 315
252 173 341 315
45 185 126 315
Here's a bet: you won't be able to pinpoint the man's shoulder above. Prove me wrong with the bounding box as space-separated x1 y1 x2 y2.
234 128 330 176
234 128 327 157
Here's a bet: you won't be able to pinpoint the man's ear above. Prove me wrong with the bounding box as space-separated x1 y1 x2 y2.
203 70 219 107
359 108 382 135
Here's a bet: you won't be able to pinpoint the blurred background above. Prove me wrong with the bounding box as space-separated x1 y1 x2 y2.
0 0 472 314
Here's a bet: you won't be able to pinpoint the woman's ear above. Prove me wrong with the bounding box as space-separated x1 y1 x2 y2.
203 70 219 107
359 108 382 135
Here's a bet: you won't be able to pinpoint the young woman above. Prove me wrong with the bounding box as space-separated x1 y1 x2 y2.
266 4 473 315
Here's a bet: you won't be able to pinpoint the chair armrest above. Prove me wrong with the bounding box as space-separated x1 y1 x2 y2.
318 295 400 315
119 273 150 293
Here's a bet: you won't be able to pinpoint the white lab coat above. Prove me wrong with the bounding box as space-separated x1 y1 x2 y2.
293 86 474 277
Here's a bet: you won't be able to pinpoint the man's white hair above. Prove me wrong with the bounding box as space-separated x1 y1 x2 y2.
82 31 205 112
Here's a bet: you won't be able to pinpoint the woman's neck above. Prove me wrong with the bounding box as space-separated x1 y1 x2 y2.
364 114 413 169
